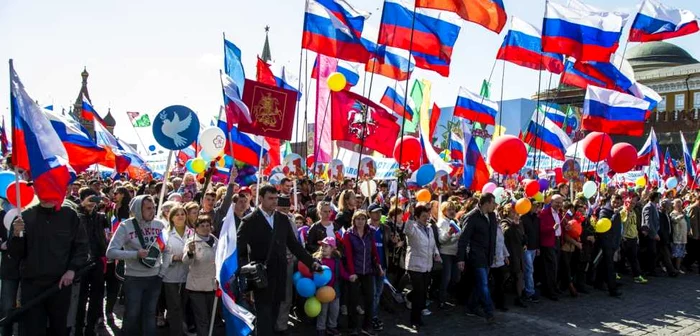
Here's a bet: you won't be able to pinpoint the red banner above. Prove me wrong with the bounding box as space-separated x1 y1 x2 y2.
239 79 297 141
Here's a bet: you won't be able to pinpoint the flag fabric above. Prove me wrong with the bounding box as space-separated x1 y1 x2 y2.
560 59 607 89
571 58 635 93
315 55 336 164
10 62 75 206
94 120 132 173
631 81 663 111
405 80 424 133
275 66 302 101
127 112 151 127
497 16 565 74
116 138 152 179
155 231 166 251
428 103 441 142
238 79 297 141
637 128 661 167
660 147 678 178
541 102 578 134
492 125 506 140
582 86 650 136
224 38 246 98
449 133 464 161
542 1 624 62
110 216 121 234
380 86 414 121
691 131 700 160
629 0 699 42
256 58 277 86
680 131 697 185
473 80 491 151
44 107 108 173
460 121 489 191
415 0 508 34
411 50 452 76
379 0 461 62
311 58 360 88
177 144 197 167
453 87 499 125
524 107 573 161
302 0 373 63
419 101 453 174
330 90 400 156
221 73 253 130
0 117 9 156
216 207 256 336
216 119 265 167
81 97 107 127
44 105 53 111
366 45 414 81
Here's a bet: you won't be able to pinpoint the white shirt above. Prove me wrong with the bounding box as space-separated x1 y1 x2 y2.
323 223 334 239
552 210 562 237
261 209 275 229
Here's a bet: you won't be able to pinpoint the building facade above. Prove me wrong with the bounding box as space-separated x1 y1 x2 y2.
70 67 116 137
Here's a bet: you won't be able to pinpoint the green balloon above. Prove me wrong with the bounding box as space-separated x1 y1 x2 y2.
304 297 322 318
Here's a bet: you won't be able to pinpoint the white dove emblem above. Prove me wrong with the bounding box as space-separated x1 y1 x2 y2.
160 112 192 147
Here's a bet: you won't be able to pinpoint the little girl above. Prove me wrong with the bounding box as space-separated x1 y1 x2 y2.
313 237 350 336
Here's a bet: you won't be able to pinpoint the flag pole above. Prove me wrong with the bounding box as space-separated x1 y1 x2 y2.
302 50 310 162
8 60 23 237
207 296 219 336
157 150 174 212
255 136 265 207
126 114 152 155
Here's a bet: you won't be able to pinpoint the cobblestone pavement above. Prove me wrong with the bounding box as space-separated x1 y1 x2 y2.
97 272 700 335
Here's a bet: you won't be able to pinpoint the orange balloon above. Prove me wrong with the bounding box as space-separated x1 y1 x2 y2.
515 198 532 215
416 189 431 203
315 286 336 304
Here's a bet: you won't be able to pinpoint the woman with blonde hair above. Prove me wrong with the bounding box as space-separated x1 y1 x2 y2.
436 201 460 306
184 202 200 229
160 205 192 336
335 190 357 231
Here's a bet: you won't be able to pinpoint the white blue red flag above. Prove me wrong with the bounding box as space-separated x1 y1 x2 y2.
460 121 489 191
630 0 699 42
44 107 107 173
94 120 132 173
524 106 572 161
453 87 499 125
680 131 697 186
637 128 660 167
302 0 372 63
582 86 650 136
497 16 564 74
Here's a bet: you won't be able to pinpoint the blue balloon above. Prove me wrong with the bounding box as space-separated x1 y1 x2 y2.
416 164 436 186
666 177 678 189
185 159 195 173
313 266 332 288
0 171 16 199
538 178 549 192
293 271 303 285
224 155 234 167
295 278 316 298
148 145 156 151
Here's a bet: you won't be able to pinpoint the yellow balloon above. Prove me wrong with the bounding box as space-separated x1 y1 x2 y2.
217 157 226 167
533 192 544 203
191 158 206 174
635 176 646 188
515 198 532 215
327 72 347 92
595 218 612 233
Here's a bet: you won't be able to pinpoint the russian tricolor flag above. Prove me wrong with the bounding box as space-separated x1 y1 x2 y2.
116 138 153 179
10 61 75 207
524 107 573 161
453 87 499 125
311 58 360 88
217 120 266 167
583 86 650 136
680 131 697 186
380 86 414 121
216 207 256 336
540 103 577 134
44 107 107 173
460 121 489 191
560 59 606 89
275 66 302 101
497 17 564 74
542 1 624 62
637 128 660 166
81 97 107 127
221 72 252 131
366 45 415 81
411 50 452 77
302 0 372 63
416 0 507 34
94 120 132 173
630 0 699 42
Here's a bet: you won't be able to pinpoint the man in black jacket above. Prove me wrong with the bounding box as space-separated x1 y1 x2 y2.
658 200 679 277
74 188 109 336
457 193 497 322
520 200 541 301
10 198 89 336
595 194 623 297
237 185 321 336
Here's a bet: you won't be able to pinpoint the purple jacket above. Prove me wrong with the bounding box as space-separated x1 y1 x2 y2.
342 227 381 276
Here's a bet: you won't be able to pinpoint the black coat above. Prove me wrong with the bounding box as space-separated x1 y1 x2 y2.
305 221 337 254
597 205 622 249
457 208 496 268
659 211 672 245
237 208 315 302
334 209 354 231
0 210 19 280
502 219 525 274
521 212 540 250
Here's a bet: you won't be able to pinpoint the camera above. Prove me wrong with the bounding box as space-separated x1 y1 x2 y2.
239 262 268 290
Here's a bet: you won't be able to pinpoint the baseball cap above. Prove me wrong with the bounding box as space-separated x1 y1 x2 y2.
367 204 382 213
320 236 336 248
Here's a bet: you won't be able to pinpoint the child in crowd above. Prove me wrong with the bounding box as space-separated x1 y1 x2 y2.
313 237 350 336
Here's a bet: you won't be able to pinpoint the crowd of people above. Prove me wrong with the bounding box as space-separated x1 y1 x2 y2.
0 160 699 336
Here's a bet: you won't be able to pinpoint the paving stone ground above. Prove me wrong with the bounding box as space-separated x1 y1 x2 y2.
97 272 700 335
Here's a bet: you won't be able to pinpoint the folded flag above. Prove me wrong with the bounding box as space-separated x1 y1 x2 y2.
10 61 75 206
542 1 624 62
224 38 246 98
256 57 277 86
411 50 452 77
524 106 573 161
680 131 698 185
415 0 507 34
110 216 121 234
81 97 107 127
94 120 132 173
127 112 151 127
0 117 8 156
539 102 578 135
497 16 564 74
221 72 252 130
460 121 489 191
630 0 699 42
582 86 650 136
637 128 661 166
44 107 107 173
302 0 373 63
366 45 414 81
453 87 499 125
330 90 400 157
560 59 607 89
380 86 414 121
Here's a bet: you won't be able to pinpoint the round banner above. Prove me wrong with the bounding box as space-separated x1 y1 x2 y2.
358 157 376 181
282 153 304 178
329 159 345 182
153 105 200 150
562 159 581 181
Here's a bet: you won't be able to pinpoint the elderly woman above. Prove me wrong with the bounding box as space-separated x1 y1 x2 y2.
182 215 218 336
436 201 460 307
404 205 441 330
670 199 689 274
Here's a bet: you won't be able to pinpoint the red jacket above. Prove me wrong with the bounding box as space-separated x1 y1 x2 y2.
539 207 563 248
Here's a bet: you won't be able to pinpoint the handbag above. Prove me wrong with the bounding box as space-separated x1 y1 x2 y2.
133 220 161 268
239 212 278 291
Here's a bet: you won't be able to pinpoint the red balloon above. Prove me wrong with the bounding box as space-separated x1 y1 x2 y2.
487 135 526 175
306 155 315 168
566 220 582 240
524 179 539 197
297 260 312 278
583 132 612 162
393 136 421 171
6 181 34 208
608 142 638 173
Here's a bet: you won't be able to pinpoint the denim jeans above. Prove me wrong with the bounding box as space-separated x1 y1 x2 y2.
123 276 162 336
1 279 19 336
523 250 537 297
439 254 459 302
468 267 493 317
372 275 384 319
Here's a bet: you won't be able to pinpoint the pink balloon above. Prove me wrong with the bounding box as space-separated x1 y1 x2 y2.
482 182 497 194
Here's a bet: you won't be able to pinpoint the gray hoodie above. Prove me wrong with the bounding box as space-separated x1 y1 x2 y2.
106 195 166 277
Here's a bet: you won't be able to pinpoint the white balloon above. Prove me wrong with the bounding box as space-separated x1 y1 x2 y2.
360 180 377 198
3 208 18 233
199 127 226 160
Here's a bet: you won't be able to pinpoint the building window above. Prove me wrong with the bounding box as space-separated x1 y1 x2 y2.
694 92 700 119
674 110 679 121
675 93 685 111
658 96 667 112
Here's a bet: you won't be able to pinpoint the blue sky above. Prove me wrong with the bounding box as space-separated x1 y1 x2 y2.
1 0 699 151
